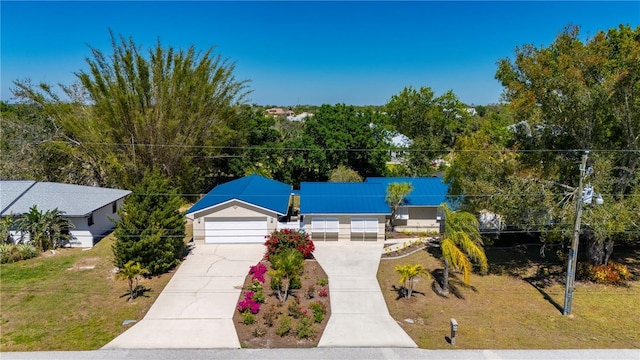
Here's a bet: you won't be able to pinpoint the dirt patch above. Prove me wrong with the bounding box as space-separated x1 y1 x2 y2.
233 258 331 348
68 257 101 271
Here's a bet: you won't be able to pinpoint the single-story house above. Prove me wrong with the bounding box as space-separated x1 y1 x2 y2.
299 182 390 242
186 175 293 244
0 180 131 247
365 177 448 233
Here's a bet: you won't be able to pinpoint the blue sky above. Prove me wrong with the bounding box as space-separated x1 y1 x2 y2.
2 1 638 106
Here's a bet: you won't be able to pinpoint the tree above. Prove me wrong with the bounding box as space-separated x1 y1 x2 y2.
269 248 305 302
385 86 474 175
302 104 391 182
12 30 249 194
112 170 185 275
493 24 640 264
438 203 488 295
395 263 432 299
328 165 363 182
116 260 149 301
385 182 413 232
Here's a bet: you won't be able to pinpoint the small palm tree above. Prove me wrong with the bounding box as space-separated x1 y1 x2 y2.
269 248 305 302
117 260 149 301
395 263 432 299
438 203 488 294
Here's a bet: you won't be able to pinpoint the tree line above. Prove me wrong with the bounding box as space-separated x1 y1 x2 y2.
2 25 638 268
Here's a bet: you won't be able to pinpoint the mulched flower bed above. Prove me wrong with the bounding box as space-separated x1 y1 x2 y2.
232 258 331 348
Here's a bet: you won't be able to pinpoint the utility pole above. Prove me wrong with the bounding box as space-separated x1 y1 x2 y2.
563 151 589 316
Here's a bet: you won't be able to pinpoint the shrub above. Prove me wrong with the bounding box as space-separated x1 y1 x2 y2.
249 262 267 283
0 243 12 264
16 244 38 260
287 298 306 319
276 315 292 337
578 262 631 285
290 275 302 290
306 285 316 299
263 303 281 327
316 278 328 286
270 275 283 292
319 287 328 297
295 315 316 339
252 325 267 337
309 301 327 323
241 310 255 325
264 229 314 260
237 291 261 314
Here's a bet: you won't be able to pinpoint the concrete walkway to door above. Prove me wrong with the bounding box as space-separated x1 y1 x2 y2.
313 242 417 348
103 244 265 349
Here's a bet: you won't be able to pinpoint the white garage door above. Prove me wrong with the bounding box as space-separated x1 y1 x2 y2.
204 217 268 244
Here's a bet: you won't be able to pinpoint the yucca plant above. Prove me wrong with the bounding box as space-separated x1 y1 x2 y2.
0 243 12 264
16 244 38 260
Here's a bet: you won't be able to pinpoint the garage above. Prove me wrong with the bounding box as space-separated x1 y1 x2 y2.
204 217 268 244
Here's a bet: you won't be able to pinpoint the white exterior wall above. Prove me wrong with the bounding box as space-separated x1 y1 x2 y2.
69 199 124 247
190 200 280 242
303 214 386 243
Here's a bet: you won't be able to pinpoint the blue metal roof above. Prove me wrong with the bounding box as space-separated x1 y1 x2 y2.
365 177 448 207
186 175 292 215
300 182 390 215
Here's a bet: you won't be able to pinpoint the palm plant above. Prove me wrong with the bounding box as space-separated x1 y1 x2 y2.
14 206 46 249
269 248 305 302
438 203 488 294
116 260 149 301
395 263 432 299
15 206 73 251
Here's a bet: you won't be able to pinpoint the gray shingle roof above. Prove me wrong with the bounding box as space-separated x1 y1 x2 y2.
1 181 131 217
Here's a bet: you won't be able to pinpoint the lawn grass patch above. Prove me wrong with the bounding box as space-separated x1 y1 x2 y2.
0 234 177 351
378 246 640 349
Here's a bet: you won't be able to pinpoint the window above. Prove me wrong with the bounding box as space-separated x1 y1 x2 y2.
112 201 117 213
88 214 94 226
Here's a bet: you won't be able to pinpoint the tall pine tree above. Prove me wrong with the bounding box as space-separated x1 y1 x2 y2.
113 170 185 275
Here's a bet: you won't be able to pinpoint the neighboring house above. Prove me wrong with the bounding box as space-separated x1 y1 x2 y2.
186 175 293 244
365 177 448 233
286 112 314 122
299 182 390 242
0 180 131 247
388 132 413 165
265 107 294 117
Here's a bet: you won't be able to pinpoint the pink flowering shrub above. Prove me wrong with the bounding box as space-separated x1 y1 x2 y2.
237 291 261 314
264 229 315 260
249 262 267 283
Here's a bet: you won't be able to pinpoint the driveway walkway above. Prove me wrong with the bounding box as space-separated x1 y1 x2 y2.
313 242 417 348
103 244 265 349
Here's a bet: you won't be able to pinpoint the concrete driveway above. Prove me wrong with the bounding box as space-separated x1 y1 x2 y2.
313 242 417 348
103 243 265 349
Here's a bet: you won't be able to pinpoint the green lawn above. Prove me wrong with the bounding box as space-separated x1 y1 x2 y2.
378 245 640 349
0 235 176 351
